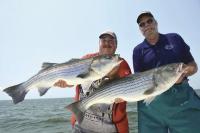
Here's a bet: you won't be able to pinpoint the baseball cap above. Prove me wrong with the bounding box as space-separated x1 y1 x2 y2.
137 11 154 24
99 31 117 39
99 30 118 45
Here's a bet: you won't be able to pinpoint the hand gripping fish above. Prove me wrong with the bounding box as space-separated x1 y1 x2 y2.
66 63 186 123
3 54 122 104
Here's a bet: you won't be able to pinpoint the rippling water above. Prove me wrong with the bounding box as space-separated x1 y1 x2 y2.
1 90 199 133
0 98 137 133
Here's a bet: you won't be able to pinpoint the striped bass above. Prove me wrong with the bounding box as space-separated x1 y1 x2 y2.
3 54 122 104
66 63 185 123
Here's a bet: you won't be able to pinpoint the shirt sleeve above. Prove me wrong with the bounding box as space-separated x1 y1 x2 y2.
117 59 132 78
132 47 143 72
81 52 99 59
176 34 194 64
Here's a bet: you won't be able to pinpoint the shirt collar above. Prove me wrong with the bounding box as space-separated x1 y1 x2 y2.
143 33 165 49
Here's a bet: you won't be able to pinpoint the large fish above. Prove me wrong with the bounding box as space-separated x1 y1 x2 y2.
66 63 185 123
3 54 122 104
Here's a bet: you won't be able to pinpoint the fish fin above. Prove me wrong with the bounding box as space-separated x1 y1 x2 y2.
3 83 28 104
40 59 82 73
41 62 57 69
76 68 91 78
38 87 50 96
63 59 82 65
143 96 156 105
143 87 155 95
76 73 89 78
37 62 58 74
65 101 85 124
77 68 98 79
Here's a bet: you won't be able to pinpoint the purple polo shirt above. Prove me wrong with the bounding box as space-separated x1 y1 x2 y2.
132 33 194 72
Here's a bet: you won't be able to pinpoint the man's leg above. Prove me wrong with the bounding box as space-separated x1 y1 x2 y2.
138 102 168 133
168 108 200 133
168 83 200 133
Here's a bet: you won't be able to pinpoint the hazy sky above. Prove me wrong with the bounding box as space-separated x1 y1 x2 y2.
0 0 200 100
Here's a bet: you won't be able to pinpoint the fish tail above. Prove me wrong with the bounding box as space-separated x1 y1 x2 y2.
3 83 27 104
65 101 85 124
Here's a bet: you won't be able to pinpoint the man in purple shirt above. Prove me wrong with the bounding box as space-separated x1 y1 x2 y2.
133 11 200 133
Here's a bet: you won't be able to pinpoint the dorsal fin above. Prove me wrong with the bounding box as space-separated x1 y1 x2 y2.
64 58 82 65
41 62 57 69
39 58 81 71
41 58 81 69
36 62 58 74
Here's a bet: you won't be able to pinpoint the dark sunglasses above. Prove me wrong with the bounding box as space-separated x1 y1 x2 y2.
139 18 154 27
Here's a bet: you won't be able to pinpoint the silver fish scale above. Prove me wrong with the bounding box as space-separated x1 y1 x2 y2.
66 62 185 121
3 54 124 104
40 58 93 73
82 73 154 108
23 60 92 89
38 59 92 78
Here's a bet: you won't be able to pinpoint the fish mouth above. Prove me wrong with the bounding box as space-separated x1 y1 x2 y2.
177 63 187 74
176 63 183 74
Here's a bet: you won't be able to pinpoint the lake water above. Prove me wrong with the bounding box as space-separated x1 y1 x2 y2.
1 90 199 133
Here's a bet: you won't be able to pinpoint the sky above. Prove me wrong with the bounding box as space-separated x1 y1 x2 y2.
0 0 200 100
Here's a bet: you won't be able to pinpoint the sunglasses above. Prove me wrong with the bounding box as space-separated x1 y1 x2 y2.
139 18 154 27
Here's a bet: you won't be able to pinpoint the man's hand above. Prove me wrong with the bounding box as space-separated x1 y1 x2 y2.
114 98 125 103
54 80 74 88
106 65 120 80
176 72 187 84
176 61 198 84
